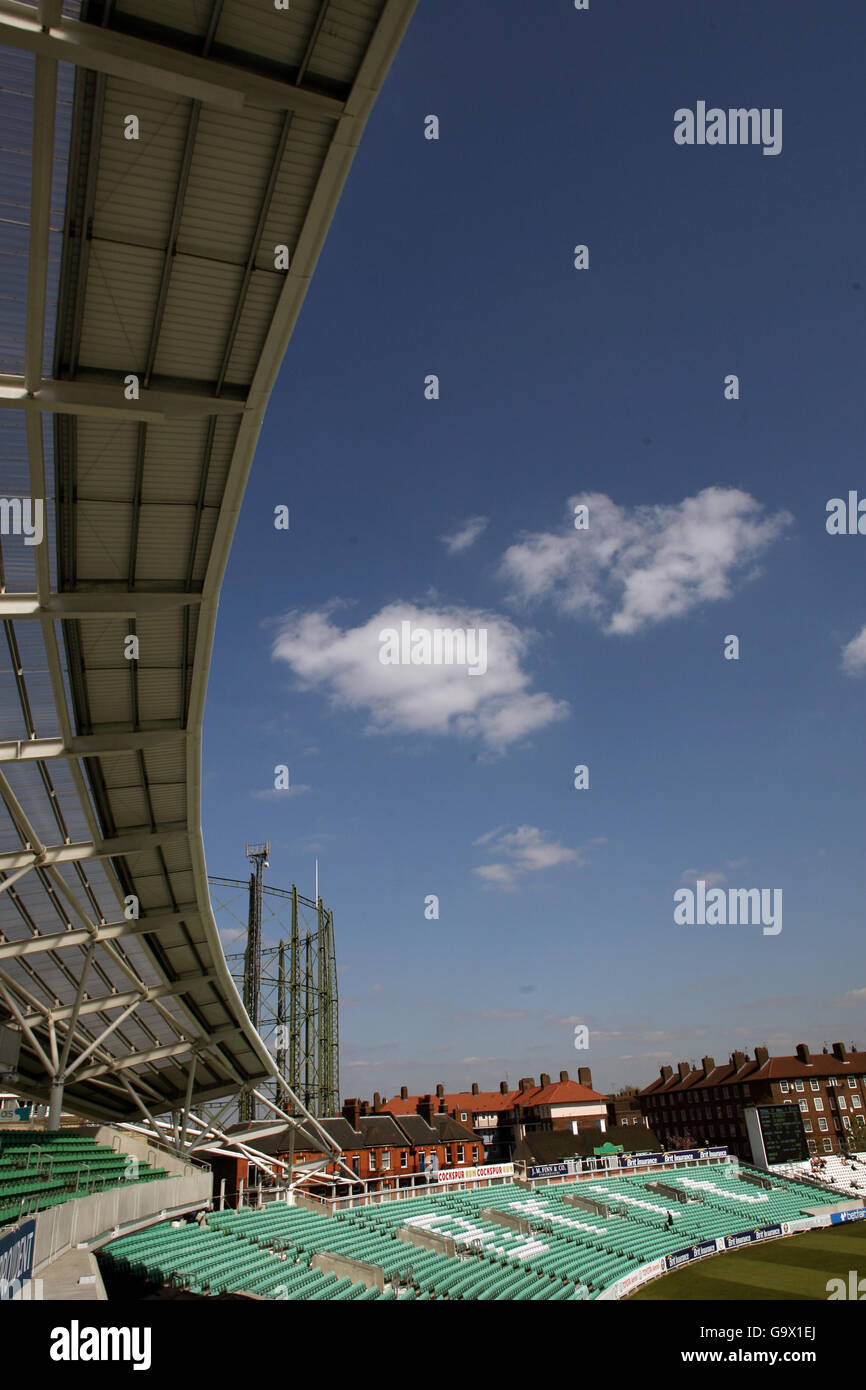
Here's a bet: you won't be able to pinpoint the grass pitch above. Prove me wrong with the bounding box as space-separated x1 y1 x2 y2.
630 1222 866 1300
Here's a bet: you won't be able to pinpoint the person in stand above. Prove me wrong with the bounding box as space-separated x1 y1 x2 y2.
666 1211 674 1229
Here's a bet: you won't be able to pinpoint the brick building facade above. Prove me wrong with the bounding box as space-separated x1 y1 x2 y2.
638 1042 866 1162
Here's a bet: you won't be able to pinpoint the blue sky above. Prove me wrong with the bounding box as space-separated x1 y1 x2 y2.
202 0 866 1100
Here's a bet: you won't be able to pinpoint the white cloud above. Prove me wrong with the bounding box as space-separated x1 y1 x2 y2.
474 825 597 891
842 624 866 674
271 602 568 751
500 488 792 634
440 515 489 553
680 867 727 888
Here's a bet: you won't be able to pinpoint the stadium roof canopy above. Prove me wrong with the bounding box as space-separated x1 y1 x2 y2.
0 0 415 1133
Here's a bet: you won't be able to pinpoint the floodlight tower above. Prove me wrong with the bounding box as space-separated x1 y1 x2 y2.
240 841 269 1122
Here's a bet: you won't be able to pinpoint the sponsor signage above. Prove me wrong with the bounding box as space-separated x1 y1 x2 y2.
830 1207 866 1225
602 1256 667 1300
666 1149 701 1162
435 1162 514 1185
0 1219 35 1300
622 1152 665 1167
664 1239 719 1271
723 1224 783 1251
528 1162 570 1179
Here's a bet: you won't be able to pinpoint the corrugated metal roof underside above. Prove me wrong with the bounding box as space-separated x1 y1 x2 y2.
0 0 415 1121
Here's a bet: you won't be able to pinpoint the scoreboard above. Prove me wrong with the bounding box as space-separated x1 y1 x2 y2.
745 1104 809 1167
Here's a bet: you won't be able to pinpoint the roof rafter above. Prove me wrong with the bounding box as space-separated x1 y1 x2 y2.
0 2 345 119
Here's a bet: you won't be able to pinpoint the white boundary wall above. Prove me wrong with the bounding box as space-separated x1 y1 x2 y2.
33 1170 213 1272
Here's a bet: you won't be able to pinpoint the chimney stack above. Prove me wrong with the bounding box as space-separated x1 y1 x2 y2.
540 1072 551 1088
499 1081 509 1095
660 1065 673 1081
560 1070 569 1083
754 1047 769 1067
400 1085 408 1101
577 1067 593 1089
471 1082 479 1096
341 1098 361 1129
832 1042 848 1062
701 1056 715 1077
436 1083 444 1098
795 1043 811 1066
730 1051 747 1070
519 1077 535 1093
373 1091 382 1111
677 1062 690 1080
418 1095 435 1125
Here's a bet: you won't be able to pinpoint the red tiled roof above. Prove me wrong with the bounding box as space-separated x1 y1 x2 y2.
382 1090 519 1116
639 1051 866 1096
382 1080 607 1115
513 1081 608 1109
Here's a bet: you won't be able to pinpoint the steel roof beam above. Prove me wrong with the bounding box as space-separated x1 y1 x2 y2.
74 1024 241 1081
0 375 248 422
0 3 345 119
0 908 199 961
48 976 215 1021
0 825 187 875
0 730 186 763
0 594 203 618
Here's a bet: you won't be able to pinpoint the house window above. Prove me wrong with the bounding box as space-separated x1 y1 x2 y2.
794 1080 805 1092
369 1151 377 1171
823 1139 833 1153
472 1147 479 1162
848 1078 857 1089
803 1120 813 1132
382 1150 391 1169
814 1098 824 1112
798 1100 808 1113
843 1116 851 1130
460 1112 468 1122
457 1145 465 1164
779 1081 789 1094
400 1151 408 1169
446 1146 454 1165
852 1095 862 1109
818 1118 828 1132
810 1079 820 1091
838 1095 847 1110
807 1140 817 1154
